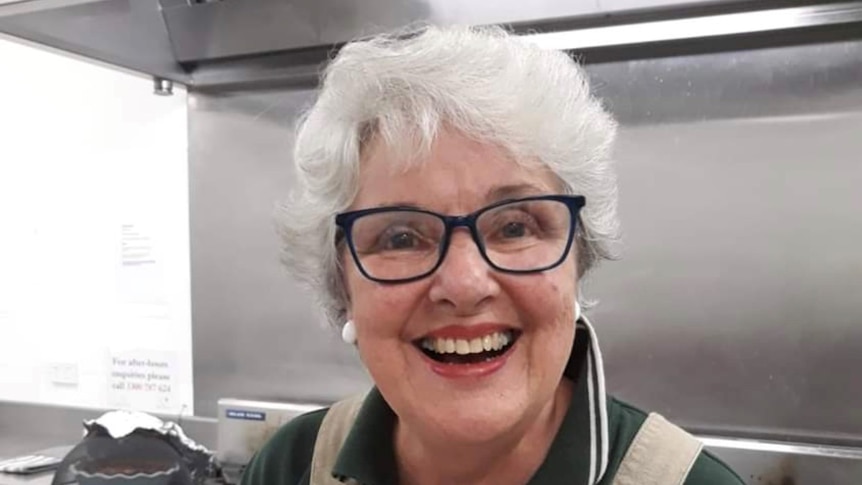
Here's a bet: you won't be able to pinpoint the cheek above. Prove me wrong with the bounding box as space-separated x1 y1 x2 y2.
527 258 577 315
345 267 426 338
504 279 572 329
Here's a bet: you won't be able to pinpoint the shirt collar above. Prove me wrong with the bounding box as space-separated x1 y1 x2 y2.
332 316 610 485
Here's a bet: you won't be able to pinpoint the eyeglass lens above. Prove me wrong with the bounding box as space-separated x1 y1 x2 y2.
349 199 573 281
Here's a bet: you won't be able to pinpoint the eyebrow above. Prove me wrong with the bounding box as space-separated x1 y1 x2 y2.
371 201 422 209
371 184 549 211
484 183 548 203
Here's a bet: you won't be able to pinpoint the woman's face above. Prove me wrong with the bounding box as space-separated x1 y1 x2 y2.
345 128 578 444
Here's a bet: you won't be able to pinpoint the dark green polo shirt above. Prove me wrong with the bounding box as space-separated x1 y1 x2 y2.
242 326 744 485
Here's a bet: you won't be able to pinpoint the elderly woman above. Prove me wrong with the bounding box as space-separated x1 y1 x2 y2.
243 26 743 485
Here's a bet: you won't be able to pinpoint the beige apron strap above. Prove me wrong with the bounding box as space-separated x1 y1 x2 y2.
611 412 704 485
310 393 367 485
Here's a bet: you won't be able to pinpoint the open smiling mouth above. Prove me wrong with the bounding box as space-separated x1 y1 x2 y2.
414 330 521 364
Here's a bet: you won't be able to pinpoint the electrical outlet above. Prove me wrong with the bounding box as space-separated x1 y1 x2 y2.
48 363 79 386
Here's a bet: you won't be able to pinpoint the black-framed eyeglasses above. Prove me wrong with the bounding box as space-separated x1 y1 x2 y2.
335 194 585 284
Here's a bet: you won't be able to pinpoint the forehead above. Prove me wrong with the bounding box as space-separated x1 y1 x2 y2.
352 129 560 211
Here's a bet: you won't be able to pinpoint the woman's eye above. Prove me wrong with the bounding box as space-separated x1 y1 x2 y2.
500 222 528 238
386 231 418 250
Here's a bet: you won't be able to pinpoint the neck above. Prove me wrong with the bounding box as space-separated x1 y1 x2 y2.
394 379 573 485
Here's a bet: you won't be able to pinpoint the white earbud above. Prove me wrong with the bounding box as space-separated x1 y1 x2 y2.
574 301 582 322
341 320 357 345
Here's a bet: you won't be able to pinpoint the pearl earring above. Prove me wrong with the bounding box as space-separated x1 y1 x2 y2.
575 301 582 322
341 320 357 345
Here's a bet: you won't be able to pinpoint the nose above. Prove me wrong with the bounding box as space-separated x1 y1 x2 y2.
428 229 500 313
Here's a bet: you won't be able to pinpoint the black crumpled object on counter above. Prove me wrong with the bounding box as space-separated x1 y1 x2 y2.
51 411 222 485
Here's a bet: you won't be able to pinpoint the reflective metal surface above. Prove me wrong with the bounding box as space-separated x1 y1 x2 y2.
701 436 862 460
153 76 174 96
187 89 373 417
183 2 862 91
184 36 862 482
216 398 323 481
588 40 862 125
3 0 859 86
0 0 105 18
159 0 598 62
0 0 189 83
594 114 862 440
188 37 862 432
525 2 862 50
0 400 217 455
585 41 862 440
706 444 862 485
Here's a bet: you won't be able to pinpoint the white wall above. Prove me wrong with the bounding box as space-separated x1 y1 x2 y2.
0 36 193 414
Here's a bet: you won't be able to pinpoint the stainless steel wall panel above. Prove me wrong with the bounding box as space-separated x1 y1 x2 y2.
586 39 862 125
188 90 372 418
593 114 862 438
187 39 862 448
579 40 862 440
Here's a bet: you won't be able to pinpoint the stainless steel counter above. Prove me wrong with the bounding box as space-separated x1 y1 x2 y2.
0 447 70 485
0 473 54 485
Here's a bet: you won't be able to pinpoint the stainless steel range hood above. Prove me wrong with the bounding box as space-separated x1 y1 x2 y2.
0 0 189 82
2 0 862 90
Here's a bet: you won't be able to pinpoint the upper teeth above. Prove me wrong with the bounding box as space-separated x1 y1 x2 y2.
420 331 513 355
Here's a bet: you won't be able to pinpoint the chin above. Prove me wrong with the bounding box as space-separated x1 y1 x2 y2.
422 397 526 444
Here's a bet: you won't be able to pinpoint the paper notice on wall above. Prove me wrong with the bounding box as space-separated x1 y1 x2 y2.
107 351 179 413
118 222 167 307
121 223 157 267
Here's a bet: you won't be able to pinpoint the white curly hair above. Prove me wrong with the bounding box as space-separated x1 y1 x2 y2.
278 24 620 329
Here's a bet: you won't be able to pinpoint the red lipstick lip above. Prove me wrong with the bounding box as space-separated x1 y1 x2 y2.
420 323 514 340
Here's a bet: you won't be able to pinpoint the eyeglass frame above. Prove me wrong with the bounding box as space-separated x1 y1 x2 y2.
334 194 586 284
